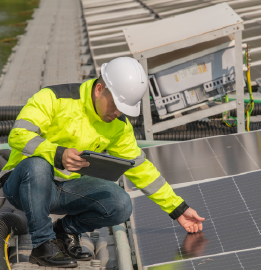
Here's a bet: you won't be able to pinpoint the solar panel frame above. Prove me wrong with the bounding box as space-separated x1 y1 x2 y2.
144 247 261 270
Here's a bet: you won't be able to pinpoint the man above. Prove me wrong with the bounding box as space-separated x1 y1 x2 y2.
1 57 204 268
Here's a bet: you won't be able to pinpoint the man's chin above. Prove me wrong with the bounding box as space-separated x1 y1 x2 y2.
102 117 113 123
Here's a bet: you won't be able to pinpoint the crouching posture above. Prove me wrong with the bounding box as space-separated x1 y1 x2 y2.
0 57 204 268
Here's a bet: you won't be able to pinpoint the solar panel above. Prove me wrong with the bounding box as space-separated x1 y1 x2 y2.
131 170 261 268
124 131 261 192
145 248 261 270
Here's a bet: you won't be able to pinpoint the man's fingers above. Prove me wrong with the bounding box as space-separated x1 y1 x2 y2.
67 163 89 171
198 222 203 231
70 154 86 162
189 225 194 233
186 227 190 233
69 153 90 166
66 159 88 167
193 223 198 233
70 148 81 155
192 212 205 222
68 162 90 169
67 166 82 171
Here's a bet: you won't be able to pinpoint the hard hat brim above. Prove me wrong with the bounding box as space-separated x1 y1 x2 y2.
111 91 141 117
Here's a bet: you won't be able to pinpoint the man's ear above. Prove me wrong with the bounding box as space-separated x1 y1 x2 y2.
95 83 103 98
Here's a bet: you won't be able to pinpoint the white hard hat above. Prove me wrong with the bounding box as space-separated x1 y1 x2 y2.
101 57 148 117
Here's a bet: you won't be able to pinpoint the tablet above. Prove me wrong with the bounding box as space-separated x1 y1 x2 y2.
76 150 135 181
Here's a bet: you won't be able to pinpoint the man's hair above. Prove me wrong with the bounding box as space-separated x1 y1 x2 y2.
93 76 105 90
93 76 110 96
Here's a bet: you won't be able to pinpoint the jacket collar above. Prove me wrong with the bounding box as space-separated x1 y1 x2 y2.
81 79 102 124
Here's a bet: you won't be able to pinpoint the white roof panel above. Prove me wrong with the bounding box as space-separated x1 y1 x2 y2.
123 3 243 55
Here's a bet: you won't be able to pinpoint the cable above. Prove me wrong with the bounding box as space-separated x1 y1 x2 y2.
4 233 11 270
222 94 237 127
222 44 254 131
245 47 254 131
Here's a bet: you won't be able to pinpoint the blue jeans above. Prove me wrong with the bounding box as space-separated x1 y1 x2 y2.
3 157 132 248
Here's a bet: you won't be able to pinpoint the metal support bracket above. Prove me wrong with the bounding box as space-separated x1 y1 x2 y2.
9 235 19 263
151 100 237 133
235 31 245 133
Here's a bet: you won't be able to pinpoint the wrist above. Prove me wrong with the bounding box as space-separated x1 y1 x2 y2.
54 146 68 170
169 201 189 220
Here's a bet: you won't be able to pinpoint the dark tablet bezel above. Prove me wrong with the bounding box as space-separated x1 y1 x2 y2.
80 150 135 166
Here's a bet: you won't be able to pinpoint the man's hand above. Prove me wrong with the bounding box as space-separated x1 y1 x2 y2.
177 207 205 233
62 148 90 171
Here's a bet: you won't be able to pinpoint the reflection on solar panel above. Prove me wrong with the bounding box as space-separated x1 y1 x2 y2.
145 248 261 270
124 131 261 192
131 170 261 268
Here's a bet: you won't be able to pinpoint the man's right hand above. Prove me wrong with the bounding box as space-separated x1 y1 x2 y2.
177 207 205 233
62 148 90 171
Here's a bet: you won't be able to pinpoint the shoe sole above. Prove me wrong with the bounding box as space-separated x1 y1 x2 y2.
56 239 94 261
29 255 78 268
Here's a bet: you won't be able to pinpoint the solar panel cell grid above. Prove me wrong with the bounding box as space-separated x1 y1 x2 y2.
132 170 261 267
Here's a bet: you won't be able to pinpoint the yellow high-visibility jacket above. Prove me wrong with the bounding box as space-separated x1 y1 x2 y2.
3 79 186 216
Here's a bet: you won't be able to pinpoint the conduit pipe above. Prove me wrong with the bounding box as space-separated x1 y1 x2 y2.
0 106 23 121
112 223 133 270
0 121 15 136
0 151 28 270
0 201 28 270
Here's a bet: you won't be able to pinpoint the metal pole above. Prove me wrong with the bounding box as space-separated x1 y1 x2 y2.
235 31 245 133
112 223 134 270
139 58 154 140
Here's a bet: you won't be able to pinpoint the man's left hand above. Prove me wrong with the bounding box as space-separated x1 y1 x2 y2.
177 207 205 233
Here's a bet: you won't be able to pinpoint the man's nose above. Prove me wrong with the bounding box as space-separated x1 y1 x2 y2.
114 109 122 117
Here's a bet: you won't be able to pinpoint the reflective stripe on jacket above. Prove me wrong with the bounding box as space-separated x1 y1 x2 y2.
3 79 184 214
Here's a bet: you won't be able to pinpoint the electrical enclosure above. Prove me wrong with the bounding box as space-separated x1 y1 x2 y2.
149 47 236 115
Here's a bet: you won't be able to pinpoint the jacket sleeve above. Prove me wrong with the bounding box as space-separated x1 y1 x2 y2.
8 88 67 170
107 117 189 217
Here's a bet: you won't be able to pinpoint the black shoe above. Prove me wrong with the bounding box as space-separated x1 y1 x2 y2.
29 239 78 268
53 220 94 261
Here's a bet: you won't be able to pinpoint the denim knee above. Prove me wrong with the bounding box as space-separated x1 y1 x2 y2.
22 157 53 175
3 157 55 212
9 157 55 195
112 190 132 224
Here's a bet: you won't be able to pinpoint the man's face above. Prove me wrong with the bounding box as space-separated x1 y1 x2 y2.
94 83 122 123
